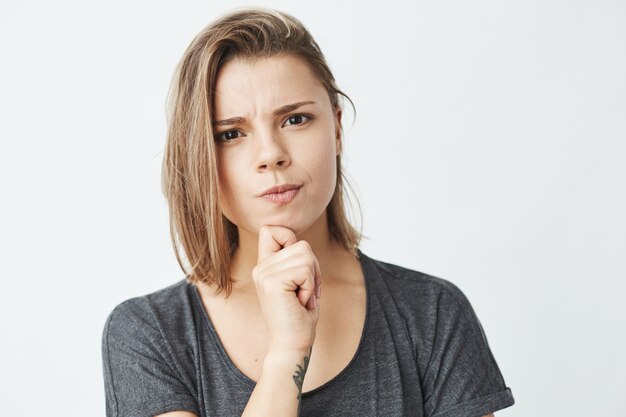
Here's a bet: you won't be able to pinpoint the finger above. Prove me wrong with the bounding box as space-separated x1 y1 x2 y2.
257 225 298 263
275 264 316 306
305 292 317 310
261 250 315 278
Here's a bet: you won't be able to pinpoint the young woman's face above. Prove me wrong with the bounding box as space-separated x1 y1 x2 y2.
212 54 341 236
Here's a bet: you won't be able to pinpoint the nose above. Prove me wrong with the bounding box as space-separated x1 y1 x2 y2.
255 128 291 172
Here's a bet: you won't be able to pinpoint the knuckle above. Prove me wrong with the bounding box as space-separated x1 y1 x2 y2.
296 240 311 251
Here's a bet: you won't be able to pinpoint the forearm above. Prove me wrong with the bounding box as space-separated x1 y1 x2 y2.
241 347 312 417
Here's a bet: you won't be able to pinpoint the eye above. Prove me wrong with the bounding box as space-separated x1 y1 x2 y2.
283 114 312 127
215 130 242 142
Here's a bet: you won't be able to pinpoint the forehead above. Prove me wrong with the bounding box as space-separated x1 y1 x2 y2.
212 54 328 117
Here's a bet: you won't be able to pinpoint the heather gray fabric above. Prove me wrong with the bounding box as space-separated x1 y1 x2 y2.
102 249 515 417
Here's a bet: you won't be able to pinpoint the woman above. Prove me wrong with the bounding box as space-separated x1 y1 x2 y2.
101 7 515 417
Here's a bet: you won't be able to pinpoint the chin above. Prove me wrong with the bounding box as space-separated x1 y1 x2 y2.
256 213 316 235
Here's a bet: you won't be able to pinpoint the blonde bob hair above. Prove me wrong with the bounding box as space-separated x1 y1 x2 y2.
161 7 363 297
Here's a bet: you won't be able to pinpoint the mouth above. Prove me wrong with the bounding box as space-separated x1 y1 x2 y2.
259 184 302 205
259 183 302 197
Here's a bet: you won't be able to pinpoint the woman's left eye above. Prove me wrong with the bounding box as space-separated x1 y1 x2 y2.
283 114 311 127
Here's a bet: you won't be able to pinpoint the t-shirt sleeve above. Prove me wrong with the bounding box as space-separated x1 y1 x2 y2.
101 299 200 417
422 281 515 417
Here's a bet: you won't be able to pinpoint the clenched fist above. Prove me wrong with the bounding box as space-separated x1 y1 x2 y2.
252 225 322 355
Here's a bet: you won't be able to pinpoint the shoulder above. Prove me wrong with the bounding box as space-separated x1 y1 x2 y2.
361 250 473 312
361 251 516 416
103 279 194 342
360 250 487 351
101 280 201 416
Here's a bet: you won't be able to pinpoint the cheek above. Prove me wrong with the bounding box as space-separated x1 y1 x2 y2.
304 138 337 191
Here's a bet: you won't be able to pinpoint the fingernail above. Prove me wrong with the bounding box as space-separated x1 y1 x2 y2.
312 294 317 308
316 285 321 299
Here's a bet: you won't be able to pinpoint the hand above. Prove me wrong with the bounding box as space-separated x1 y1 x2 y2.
252 225 322 354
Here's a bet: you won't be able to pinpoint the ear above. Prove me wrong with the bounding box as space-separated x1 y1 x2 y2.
335 107 343 156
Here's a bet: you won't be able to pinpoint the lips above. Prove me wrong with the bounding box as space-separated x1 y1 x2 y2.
259 183 302 197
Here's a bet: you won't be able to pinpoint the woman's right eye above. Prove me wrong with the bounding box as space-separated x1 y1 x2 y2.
215 130 241 142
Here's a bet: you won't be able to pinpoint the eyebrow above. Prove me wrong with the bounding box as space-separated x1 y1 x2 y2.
212 101 316 127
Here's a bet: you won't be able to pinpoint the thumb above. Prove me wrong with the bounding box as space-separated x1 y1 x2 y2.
257 225 298 263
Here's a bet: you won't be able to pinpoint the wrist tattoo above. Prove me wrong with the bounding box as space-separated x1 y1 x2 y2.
293 346 312 415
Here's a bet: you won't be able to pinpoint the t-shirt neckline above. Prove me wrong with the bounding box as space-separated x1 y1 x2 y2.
190 248 372 397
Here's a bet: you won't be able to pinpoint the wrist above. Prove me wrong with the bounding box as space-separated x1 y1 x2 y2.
264 345 311 363
263 347 311 374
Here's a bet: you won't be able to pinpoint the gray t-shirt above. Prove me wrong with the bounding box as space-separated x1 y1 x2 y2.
101 249 515 416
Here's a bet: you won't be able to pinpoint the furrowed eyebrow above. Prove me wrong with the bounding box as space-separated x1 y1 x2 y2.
272 100 316 116
212 101 316 127
212 116 244 127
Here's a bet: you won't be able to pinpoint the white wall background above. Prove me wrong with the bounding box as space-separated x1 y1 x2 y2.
1 0 624 415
